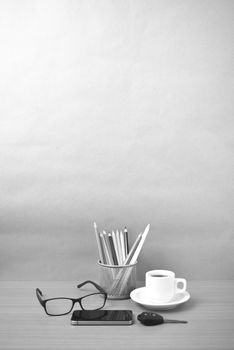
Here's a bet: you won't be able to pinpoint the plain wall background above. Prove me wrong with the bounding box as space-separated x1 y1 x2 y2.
0 0 233 281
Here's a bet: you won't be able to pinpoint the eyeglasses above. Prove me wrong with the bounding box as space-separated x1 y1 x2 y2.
36 280 107 316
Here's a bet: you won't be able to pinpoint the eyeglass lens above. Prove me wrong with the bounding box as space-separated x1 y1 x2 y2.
81 294 105 310
46 298 73 315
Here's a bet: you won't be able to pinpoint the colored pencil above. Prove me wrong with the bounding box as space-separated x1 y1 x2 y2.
108 233 118 265
94 222 105 263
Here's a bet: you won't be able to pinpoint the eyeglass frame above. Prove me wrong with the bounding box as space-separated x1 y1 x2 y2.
36 280 107 316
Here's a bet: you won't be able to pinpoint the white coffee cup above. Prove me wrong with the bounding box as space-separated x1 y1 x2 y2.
145 270 187 302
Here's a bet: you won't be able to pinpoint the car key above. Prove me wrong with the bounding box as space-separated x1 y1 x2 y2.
137 312 188 326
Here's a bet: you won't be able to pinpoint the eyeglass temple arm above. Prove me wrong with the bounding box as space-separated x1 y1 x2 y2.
36 288 45 306
77 280 106 295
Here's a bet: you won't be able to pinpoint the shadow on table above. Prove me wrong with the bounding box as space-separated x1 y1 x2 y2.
162 298 197 313
134 297 197 314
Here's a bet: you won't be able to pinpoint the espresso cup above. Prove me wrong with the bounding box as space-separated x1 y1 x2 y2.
145 270 187 302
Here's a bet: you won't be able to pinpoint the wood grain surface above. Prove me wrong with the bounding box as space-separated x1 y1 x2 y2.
0 281 233 349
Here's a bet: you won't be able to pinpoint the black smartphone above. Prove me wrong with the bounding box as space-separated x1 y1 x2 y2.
71 310 133 325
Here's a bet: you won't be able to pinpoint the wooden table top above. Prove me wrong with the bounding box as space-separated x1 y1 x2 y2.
0 280 233 349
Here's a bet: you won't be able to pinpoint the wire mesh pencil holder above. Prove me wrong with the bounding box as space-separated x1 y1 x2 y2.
98 261 137 299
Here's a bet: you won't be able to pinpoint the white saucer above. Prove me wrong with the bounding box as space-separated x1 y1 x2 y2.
130 287 190 310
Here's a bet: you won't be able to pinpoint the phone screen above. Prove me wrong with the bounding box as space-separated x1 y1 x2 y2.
71 310 133 325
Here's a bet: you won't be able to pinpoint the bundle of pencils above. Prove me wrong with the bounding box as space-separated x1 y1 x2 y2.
94 223 150 296
94 223 130 265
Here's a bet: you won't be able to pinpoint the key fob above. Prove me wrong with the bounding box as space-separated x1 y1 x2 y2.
137 312 164 326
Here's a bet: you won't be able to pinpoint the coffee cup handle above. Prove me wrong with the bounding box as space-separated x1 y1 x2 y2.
175 278 187 293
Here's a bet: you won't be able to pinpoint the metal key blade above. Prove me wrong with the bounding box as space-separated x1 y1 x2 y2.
164 319 188 324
